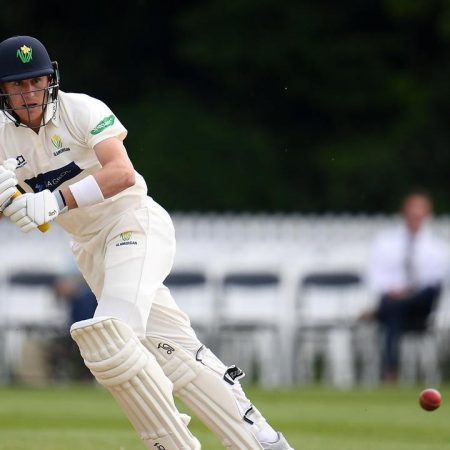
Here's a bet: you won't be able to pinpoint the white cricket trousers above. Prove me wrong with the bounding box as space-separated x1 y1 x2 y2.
71 196 197 342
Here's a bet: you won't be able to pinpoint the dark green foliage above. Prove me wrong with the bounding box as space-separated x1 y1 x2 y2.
1 0 449 212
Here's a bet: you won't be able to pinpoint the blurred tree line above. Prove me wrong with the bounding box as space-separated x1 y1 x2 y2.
1 0 449 213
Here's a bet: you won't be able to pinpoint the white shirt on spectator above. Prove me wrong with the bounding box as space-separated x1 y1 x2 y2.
368 223 448 295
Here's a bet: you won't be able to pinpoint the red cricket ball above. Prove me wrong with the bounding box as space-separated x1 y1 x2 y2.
419 388 442 411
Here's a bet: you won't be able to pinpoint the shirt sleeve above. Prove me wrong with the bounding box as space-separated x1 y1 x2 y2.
84 97 128 148
64 93 128 148
416 235 449 286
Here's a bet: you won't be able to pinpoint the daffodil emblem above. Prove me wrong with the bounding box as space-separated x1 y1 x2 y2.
17 45 32 63
51 135 63 149
120 231 132 241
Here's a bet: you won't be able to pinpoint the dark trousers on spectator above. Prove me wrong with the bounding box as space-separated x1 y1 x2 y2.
377 285 441 380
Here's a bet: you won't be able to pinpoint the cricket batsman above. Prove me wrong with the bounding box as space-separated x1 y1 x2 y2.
0 35 293 449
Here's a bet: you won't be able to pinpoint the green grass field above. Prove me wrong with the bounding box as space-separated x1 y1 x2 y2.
0 384 448 449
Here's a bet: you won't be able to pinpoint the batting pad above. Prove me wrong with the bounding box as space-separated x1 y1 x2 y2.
70 317 200 450
142 336 264 450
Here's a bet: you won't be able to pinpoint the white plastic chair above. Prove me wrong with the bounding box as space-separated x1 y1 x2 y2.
0 270 69 383
294 272 369 388
216 271 284 387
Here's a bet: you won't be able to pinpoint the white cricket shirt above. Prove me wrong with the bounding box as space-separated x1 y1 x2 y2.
0 91 148 237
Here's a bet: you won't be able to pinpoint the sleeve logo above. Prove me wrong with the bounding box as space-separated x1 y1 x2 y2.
90 115 115 135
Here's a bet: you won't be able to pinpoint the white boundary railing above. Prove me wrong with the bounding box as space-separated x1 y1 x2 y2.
0 214 449 386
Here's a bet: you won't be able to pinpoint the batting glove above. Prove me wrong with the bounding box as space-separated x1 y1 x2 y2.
0 166 18 212
3 189 61 232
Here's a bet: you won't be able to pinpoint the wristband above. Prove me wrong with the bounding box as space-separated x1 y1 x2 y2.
69 175 104 208
54 190 69 214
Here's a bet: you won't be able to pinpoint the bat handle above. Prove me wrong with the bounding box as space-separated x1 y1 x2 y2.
11 191 51 233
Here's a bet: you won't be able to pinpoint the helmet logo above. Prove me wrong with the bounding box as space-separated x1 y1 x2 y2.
17 45 32 63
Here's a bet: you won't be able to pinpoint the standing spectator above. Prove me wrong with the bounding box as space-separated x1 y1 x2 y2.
367 190 448 383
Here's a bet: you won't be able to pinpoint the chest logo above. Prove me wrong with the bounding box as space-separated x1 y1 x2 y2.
17 45 32 64
51 135 63 149
51 134 70 156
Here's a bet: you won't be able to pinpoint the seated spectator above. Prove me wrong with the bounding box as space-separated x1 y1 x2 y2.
365 190 448 383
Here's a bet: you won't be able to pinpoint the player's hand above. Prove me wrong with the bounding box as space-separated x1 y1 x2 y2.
3 189 60 232
0 165 18 212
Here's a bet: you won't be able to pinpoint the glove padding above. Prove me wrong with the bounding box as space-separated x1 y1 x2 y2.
0 166 18 212
3 189 60 232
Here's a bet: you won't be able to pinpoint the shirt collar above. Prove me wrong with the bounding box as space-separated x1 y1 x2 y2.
47 99 60 127
400 222 430 241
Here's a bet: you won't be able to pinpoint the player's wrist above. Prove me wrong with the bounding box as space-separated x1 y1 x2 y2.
54 189 69 214
68 175 104 208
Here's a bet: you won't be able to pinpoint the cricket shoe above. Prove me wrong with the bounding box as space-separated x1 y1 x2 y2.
261 432 294 450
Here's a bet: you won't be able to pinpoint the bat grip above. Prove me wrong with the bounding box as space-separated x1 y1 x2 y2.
11 191 51 233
